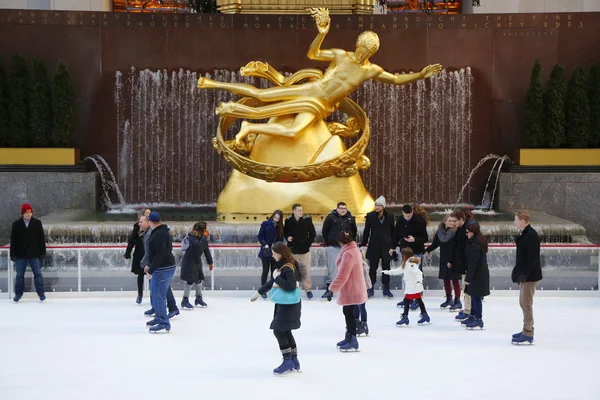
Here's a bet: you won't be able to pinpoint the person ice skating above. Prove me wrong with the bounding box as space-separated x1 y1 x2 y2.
284 204 316 299
354 251 372 336
250 242 304 374
384 248 431 326
511 210 542 345
360 196 395 299
144 212 178 333
124 209 151 304
329 230 368 351
390 204 428 309
258 210 284 299
451 209 472 321
462 221 490 330
424 214 461 310
322 202 358 301
10 203 46 302
180 221 214 310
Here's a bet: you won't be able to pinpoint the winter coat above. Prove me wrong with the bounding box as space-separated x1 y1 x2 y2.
258 259 302 331
147 224 176 274
140 226 153 268
329 242 368 306
465 236 490 298
452 224 469 275
10 217 46 261
322 210 358 247
512 225 543 283
257 219 283 259
125 222 145 275
360 210 395 260
284 215 316 255
425 226 460 280
180 234 213 283
385 258 424 295
391 214 428 255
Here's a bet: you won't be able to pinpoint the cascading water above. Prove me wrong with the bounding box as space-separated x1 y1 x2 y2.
114 67 474 205
83 155 126 207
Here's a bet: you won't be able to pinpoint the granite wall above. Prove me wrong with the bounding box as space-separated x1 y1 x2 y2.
498 173 600 243
0 172 99 245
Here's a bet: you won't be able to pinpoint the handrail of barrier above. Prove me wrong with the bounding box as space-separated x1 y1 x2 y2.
1 244 599 249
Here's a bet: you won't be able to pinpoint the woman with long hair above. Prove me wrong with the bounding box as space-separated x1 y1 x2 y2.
257 210 284 298
463 221 490 330
124 208 151 304
330 230 368 352
251 242 305 374
425 214 461 310
412 203 430 227
180 221 214 309
384 247 431 326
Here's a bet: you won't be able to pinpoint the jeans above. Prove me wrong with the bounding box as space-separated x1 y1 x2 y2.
326 246 342 284
15 258 45 296
354 303 367 322
150 266 176 327
471 296 483 319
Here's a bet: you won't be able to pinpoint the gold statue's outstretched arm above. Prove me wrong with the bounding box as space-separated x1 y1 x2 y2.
307 8 334 62
375 63 443 86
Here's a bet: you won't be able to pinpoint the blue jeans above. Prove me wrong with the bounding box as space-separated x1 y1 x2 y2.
354 302 367 322
471 296 483 319
15 258 45 296
150 266 176 327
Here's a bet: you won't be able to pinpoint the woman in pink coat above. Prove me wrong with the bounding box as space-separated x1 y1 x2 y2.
329 230 368 352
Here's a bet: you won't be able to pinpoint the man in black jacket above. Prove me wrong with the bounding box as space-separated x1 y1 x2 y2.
451 209 472 319
10 203 47 302
144 212 177 333
321 202 358 300
284 204 316 299
511 210 542 344
360 196 395 298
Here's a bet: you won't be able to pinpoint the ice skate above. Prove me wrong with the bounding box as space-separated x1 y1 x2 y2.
417 312 431 325
339 335 359 352
511 333 534 345
396 315 409 327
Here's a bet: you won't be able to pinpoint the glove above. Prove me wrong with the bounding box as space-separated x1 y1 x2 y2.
209 264 214 271
123 253 131 260
381 270 389 275
272 269 281 279
250 292 261 302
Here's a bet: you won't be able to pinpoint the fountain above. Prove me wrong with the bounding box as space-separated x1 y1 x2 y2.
83 155 126 208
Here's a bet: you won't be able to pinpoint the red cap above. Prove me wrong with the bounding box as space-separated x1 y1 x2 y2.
21 203 33 215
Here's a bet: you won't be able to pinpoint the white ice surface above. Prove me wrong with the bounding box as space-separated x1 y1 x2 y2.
1 292 599 400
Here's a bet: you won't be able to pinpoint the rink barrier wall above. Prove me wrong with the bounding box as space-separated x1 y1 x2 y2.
0 244 599 299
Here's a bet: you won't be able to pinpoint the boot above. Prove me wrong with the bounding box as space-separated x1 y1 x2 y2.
149 323 171 333
336 331 351 348
181 297 194 310
396 314 409 327
440 295 453 309
367 288 374 298
418 312 431 325
449 298 463 312
465 318 484 330
409 300 419 311
273 349 295 374
290 348 301 371
357 321 369 336
321 284 333 301
356 320 366 336
339 335 359 352
382 286 394 298
195 294 208 308
396 299 404 308
455 311 470 321
144 308 155 317
511 332 534 345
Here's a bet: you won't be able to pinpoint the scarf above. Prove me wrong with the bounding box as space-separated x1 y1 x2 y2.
436 226 456 244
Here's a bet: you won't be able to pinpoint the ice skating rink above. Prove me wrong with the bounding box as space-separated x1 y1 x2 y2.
1 291 598 400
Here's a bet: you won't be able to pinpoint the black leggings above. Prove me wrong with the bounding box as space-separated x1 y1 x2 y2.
273 330 297 350
343 305 357 335
261 257 277 286
136 274 144 296
403 296 426 316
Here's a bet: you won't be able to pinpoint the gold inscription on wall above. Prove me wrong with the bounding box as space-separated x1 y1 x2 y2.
0 11 589 30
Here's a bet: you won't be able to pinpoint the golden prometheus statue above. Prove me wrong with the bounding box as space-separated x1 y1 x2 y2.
198 8 442 221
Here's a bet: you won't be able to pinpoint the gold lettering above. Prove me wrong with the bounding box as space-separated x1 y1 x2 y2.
54 12 59 18
532 15 536 20
335 23 340 29
544 22 548 27
461 23 467 28
579 21 584 27
381 24 386 29
403 23 407 29
568 21 572 27
347 17 351 22
127 21 131 26
266 23 271 28
289 23 294 28
568 14 572 20
43 12 47 17
30 20 35 24
450 16 455 21
509 15 512 21
114 14 119 19
185 16 189 21
139 21 143 27
255 16 259 21
243 23 248 28
438 16 443 22
556 15 560 20
103 21 107 26
496 23 501 28
19 18 24 24
427 23 432 28
497 16 502 21
173 15 178 21
150 21 155 27
209 22 212 28
174 22 178 27
416 17 420 22
509 22 512 27
520 22 524 27
220 22 226 28
162 22 167 27
438 23 443 29
486 16 490 21
370 23 374 29
185 22 189 27
30 12 35 17
485 23 490 28
43 19 47 24
556 22 560 28
358 23 363 29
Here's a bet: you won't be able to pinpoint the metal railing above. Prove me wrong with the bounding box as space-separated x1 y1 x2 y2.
1 244 599 298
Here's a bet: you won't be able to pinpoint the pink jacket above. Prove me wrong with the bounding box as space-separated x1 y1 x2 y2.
330 242 368 306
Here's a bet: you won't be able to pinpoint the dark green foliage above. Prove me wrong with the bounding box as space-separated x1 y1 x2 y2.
30 59 52 147
0 60 9 146
565 67 590 148
543 64 566 148
589 64 600 148
524 59 544 147
190 0 217 13
8 54 30 147
51 62 75 147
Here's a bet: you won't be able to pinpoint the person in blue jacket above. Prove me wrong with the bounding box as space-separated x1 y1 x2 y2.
258 210 284 298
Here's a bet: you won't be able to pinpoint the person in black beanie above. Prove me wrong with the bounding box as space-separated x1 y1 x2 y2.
144 211 177 333
11 203 46 302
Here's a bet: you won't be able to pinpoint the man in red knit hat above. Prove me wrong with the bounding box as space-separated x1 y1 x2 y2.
10 203 47 302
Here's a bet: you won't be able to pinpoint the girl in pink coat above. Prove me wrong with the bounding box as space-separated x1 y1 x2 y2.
330 230 368 352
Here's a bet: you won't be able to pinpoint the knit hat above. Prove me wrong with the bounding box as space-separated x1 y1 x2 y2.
147 211 161 223
374 196 386 208
21 203 33 215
